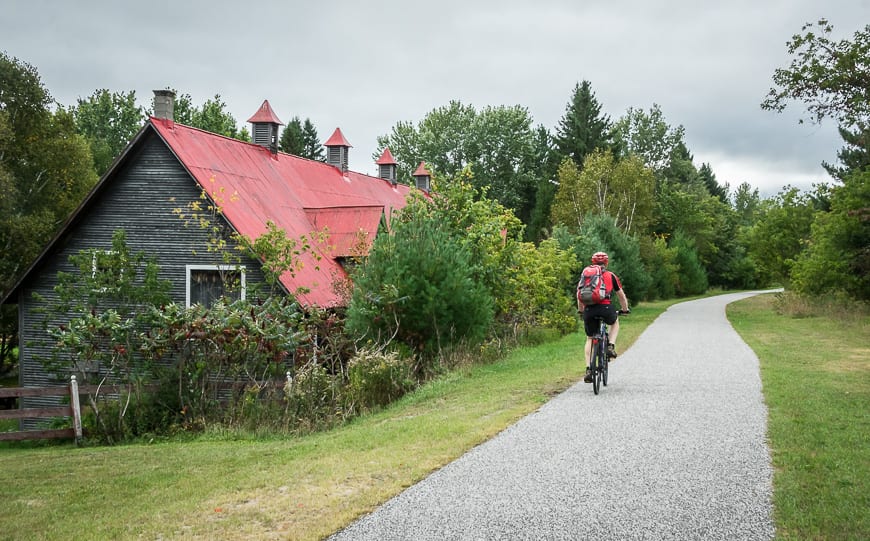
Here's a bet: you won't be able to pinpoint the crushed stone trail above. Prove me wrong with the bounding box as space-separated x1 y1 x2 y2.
328 292 776 540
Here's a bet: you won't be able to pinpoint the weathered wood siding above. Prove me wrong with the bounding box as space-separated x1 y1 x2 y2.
17 130 268 424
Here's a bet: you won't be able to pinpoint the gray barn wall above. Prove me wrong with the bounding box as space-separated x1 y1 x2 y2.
17 130 269 423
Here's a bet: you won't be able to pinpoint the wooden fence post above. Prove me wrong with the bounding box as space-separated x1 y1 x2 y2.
69 375 83 445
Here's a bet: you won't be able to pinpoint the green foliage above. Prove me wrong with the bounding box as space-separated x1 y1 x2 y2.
551 150 655 235
639 236 677 300
746 186 816 284
762 19 870 128
278 115 304 154
549 158 585 230
670 231 708 296
42 230 172 442
347 209 494 357
500 238 578 336
825 125 870 181
698 162 729 202
71 89 146 175
0 52 98 297
278 116 323 161
172 91 247 141
142 297 307 428
526 126 560 242
611 103 687 175
732 182 762 226
791 169 870 300
376 101 544 224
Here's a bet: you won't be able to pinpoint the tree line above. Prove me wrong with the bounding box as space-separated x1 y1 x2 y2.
1 18 868 384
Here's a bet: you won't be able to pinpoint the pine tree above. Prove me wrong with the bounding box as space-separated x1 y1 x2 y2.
301 119 324 161
278 116 304 155
699 163 728 202
553 81 613 169
824 125 870 181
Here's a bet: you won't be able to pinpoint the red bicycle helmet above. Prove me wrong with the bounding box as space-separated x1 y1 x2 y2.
591 251 609 265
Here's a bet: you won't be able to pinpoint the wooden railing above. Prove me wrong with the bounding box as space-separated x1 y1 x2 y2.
0 376 83 444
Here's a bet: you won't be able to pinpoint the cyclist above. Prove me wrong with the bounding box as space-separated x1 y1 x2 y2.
577 251 630 383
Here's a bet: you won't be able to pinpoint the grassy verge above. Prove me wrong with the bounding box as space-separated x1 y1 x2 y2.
728 294 869 540
0 298 674 540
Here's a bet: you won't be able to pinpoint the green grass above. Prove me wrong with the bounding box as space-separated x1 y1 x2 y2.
729 294 870 541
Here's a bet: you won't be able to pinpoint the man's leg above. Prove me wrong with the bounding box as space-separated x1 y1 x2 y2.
584 336 592 368
583 336 594 382
609 317 620 347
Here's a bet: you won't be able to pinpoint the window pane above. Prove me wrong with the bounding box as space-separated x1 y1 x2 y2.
190 269 241 306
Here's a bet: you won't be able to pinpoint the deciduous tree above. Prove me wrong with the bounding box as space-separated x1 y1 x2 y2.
71 89 145 175
762 19 870 128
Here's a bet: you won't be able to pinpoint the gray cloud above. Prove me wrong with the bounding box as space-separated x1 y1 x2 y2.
3 0 866 195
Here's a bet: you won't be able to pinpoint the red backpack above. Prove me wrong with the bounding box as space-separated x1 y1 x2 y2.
577 265 612 305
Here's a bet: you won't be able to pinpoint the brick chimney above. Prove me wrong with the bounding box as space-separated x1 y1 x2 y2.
153 90 176 121
247 100 283 155
413 161 431 193
324 128 352 173
376 147 398 186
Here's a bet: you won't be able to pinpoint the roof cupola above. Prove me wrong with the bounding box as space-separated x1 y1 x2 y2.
324 128 352 172
413 161 431 193
376 147 398 186
247 100 283 154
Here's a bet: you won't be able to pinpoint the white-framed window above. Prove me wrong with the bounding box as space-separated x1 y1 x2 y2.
185 265 246 307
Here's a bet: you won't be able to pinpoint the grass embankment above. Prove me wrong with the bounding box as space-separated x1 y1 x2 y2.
0 299 669 540
729 294 869 541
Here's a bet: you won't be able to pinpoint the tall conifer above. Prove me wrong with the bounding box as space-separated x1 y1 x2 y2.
553 81 613 169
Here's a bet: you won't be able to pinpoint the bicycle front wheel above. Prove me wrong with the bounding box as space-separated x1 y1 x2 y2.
601 339 609 387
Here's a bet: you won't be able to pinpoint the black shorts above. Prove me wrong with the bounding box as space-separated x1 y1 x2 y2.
582 303 618 337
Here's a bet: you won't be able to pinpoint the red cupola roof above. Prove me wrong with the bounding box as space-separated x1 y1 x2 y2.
413 161 431 176
246 100 284 125
324 127 352 147
376 147 397 165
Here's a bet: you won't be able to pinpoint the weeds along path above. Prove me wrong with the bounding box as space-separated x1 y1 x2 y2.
329 291 777 540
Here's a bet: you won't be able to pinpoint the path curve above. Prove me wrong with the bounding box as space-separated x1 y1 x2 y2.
329 292 776 540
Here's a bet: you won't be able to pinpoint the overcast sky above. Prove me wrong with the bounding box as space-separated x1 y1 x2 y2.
3 0 868 196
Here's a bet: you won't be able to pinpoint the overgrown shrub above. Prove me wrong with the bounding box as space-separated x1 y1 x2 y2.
283 360 343 433
345 347 414 413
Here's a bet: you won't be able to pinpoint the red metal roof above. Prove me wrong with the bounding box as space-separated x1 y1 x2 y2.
150 118 414 307
376 147 397 165
324 127 352 147
246 100 284 125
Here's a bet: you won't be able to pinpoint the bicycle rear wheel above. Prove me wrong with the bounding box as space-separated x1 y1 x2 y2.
591 343 602 395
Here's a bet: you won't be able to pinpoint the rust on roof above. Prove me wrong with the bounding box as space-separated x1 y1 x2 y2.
246 100 284 125
376 147 397 165
324 127 352 148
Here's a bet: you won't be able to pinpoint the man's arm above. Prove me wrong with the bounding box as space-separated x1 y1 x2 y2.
616 289 629 312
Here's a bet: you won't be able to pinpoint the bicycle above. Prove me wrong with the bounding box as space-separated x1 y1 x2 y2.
589 310 628 395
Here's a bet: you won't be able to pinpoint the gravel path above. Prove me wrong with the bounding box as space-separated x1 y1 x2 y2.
329 292 776 540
